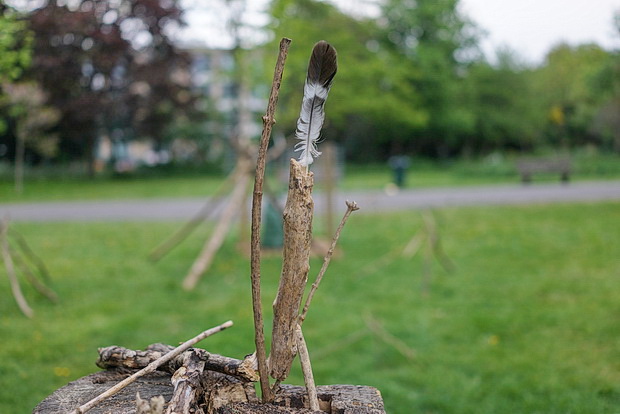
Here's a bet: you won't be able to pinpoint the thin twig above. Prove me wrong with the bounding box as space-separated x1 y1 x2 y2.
68 320 233 414
250 37 291 403
295 324 320 411
299 201 359 324
1 219 33 318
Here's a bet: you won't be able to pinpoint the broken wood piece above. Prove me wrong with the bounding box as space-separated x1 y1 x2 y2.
270 158 314 382
295 325 319 411
69 320 233 414
97 345 259 383
136 393 165 414
165 349 206 414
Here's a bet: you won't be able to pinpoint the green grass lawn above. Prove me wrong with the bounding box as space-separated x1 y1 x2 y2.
2 151 620 203
1 202 620 413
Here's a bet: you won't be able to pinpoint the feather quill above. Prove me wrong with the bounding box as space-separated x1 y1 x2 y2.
294 41 338 168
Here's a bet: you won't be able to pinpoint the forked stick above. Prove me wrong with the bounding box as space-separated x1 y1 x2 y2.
68 320 233 414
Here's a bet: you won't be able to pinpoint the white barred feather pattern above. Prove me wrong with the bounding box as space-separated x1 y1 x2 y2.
294 41 338 167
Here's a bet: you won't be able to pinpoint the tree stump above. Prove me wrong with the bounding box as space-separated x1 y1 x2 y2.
34 370 385 414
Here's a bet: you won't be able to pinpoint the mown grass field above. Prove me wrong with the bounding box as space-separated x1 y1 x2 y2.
1 202 619 413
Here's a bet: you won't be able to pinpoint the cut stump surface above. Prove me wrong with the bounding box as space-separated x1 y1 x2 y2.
34 370 385 414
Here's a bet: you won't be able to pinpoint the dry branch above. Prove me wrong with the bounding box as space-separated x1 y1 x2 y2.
10 247 58 303
184 169 251 290
299 200 359 325
165 349 206 414
8 227 52 283
97 344 259 383
250 37 291 402
148 169 239 262
1 219 33 318
270 159 314 382
69 320 233 414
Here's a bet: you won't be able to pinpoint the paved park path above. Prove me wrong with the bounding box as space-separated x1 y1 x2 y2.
1 180 620 222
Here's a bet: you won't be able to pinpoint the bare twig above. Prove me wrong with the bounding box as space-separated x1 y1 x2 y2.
295 324 319 411
69 320 233 414
299 201 359 324
1 219 33 318
250 37 291 403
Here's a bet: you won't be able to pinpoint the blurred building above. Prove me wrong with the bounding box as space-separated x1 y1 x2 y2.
95 42 266 172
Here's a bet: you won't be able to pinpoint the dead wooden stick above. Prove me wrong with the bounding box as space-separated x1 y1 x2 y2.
270 159 314 382
1 219 33 318
299 200 359 325
165 349 206 414
97 344 259 382
250 37 291 402
295 324 319 411
183 171 251 290
8 227 52 283
148 167 241 262
10 248 59 303
69 320 233 414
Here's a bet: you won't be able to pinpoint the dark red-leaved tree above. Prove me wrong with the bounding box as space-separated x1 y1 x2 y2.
28 0 194 174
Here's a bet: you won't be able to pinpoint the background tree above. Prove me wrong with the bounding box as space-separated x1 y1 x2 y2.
27 0 194 174
2 82 60 193
267 0 427 162
533 43 613 150
465 49 546 154
381 0 482 158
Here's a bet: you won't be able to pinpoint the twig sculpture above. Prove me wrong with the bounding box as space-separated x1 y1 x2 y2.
36 39 386 414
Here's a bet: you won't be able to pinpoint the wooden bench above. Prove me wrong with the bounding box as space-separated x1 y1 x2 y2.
516 158 572 184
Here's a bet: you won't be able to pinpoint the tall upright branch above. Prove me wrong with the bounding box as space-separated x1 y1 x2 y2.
250 37 291 403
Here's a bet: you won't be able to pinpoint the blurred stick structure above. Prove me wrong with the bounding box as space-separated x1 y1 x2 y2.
1 217 57 318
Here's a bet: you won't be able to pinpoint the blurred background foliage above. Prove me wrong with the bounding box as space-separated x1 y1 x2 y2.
0 0 619 177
